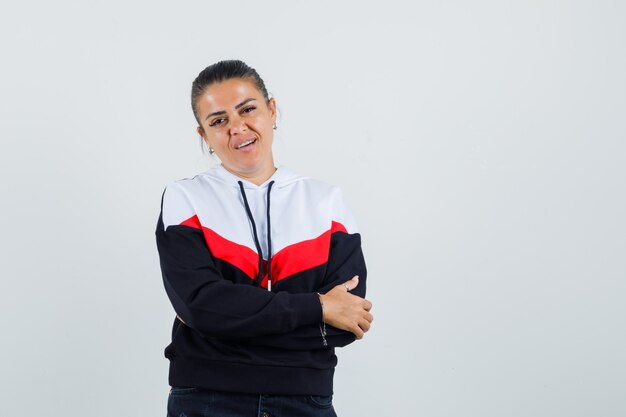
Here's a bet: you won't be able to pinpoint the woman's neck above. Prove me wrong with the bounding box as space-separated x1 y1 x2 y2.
222 163 277 186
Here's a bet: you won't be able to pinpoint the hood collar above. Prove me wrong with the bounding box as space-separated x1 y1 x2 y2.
205 163 306 189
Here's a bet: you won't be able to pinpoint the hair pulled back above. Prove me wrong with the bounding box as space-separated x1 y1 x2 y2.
191 59 270 129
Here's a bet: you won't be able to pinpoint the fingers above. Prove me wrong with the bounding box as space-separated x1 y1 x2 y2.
364 311 374 323
339 275 359 292
352 325 365 340
358 318 371 332
352 311 374 339
336 275 359 289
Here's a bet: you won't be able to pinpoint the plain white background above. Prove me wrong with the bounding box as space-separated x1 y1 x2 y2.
1 1 624 416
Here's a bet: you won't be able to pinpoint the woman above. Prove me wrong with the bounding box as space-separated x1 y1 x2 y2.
155 59 373 417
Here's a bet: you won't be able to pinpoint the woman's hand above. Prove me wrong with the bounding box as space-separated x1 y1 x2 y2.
319 276 373 339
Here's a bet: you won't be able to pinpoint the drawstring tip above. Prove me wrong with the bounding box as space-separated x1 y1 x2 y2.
268 279 271 291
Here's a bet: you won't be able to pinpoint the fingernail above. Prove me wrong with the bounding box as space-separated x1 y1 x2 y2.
353 275 359 279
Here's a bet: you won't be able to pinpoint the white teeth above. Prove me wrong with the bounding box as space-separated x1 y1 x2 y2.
237 139 256 149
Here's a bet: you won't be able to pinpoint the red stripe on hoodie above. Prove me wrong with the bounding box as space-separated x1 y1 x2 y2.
180 215 348 285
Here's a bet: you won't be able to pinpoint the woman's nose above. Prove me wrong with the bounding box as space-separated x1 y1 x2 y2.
229 114 248 134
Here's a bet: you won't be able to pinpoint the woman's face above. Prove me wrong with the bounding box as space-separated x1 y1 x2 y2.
196 78 277 179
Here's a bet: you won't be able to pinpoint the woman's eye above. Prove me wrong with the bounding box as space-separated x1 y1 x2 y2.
210 118 224 127
243 106 256 113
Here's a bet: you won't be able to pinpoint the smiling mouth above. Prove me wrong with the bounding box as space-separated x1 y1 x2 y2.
236 138 257 149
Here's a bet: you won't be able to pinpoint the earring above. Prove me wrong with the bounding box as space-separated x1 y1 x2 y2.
209 147 215 155
273 123 277 130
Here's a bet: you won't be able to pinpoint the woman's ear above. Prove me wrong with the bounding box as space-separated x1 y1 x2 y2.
268 98 277 125
197 126 212 150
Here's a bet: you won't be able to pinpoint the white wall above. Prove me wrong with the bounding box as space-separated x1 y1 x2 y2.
1 1 624 416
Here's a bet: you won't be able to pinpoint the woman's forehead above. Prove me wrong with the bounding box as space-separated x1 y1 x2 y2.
198 79 261 115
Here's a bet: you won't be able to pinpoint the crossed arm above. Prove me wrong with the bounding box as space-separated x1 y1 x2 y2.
155 185 371 351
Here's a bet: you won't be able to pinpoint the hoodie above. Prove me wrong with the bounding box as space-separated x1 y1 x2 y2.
155 163 367 396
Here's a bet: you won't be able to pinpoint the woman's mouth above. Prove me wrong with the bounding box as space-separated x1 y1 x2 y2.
236 138 257 150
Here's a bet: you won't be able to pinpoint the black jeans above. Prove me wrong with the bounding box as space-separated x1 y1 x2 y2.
167 386 338 417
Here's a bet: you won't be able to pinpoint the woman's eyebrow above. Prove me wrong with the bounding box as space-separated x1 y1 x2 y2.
205 98 257 120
